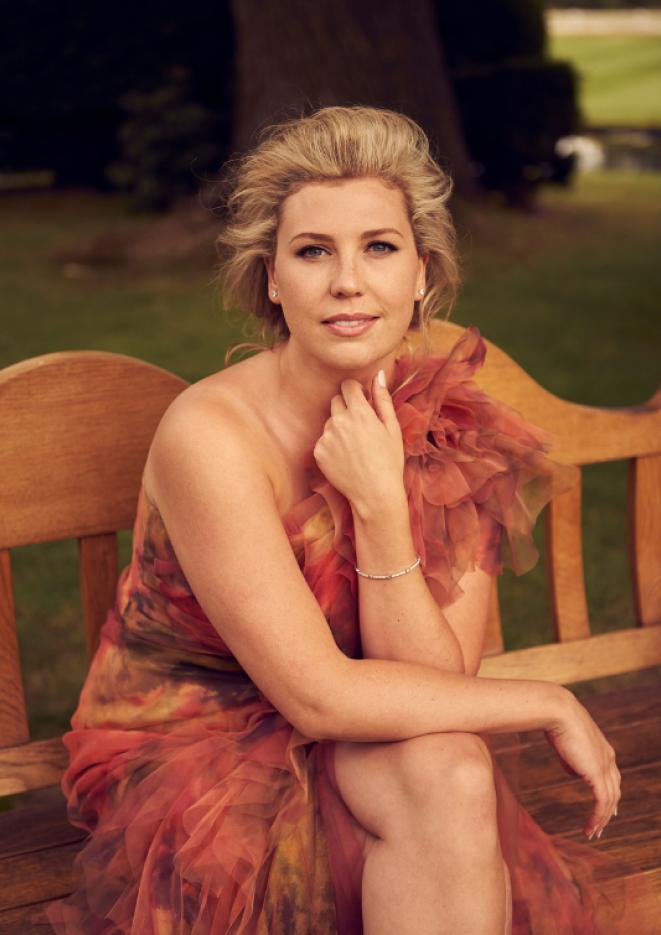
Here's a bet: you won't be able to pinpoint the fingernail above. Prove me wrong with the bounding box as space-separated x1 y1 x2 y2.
614 807 618 816
377 369 386 387
597 829 603 839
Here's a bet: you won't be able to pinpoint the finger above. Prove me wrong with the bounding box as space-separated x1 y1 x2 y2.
598 751 621 837
614 765 622 816
606 761 622 827
586 778 610 840
339 379 371 411
371 369 400 430
591 776 617 839
329 393 347 417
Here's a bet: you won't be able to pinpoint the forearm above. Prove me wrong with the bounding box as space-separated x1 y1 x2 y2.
310 654 572 743
352 495 465 673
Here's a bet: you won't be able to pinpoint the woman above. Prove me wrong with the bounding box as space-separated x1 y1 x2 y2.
41 106 629 934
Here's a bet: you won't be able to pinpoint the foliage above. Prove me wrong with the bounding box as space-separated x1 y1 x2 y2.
108 67 225 211
435 0 580 205
0 2 234 189
436 0 547 68
453 58 580 205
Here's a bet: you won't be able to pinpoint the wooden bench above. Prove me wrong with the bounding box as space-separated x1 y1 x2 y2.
1 321 660 931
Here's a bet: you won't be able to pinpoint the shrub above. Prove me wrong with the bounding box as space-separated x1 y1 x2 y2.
107 66 224 211
434 0 580 206
453 58 580 206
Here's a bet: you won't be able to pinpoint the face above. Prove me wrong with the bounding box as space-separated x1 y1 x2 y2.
264 177 427 376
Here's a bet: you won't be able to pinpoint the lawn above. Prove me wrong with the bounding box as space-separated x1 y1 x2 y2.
2 170 660 739
550 34 661 126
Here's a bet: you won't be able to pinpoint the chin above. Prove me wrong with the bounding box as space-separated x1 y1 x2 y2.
319 337 401 373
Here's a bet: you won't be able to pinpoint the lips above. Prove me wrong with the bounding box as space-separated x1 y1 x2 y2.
322 315 378 323
322 316 378 337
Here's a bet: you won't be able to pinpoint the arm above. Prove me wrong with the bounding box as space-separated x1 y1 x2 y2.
351 495 467 674
147 390 559 743
331 374 493 677
149 391 618 838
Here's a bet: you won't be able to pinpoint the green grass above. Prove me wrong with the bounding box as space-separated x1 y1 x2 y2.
2 171 660 739
550 35 661 126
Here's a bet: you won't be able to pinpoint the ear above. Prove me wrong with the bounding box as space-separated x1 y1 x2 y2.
416 254 429 296
263 255 281 304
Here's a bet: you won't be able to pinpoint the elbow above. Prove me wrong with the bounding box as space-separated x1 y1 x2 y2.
295 702 343 743
294 657 355 743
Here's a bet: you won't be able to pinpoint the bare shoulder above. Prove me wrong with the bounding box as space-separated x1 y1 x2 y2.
136 347 348 737
143 348 281 510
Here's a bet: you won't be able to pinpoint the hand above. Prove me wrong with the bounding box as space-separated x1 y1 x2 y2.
544 692 621 841
312 370 406 513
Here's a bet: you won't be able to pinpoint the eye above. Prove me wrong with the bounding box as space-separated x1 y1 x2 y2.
368 241 397 254
296 245 327 258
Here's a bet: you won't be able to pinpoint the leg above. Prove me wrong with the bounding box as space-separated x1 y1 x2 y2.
334 732 510 935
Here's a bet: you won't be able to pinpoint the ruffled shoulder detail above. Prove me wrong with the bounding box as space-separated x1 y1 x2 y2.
306 325 579 611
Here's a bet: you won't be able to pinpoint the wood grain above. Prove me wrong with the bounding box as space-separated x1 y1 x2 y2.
0 550 28 748
0 784 81 850
546 478 591 642
0 351 187 549
412 322 661 465
483 577 504 655
478 625 661 683
0 841 80 911
0 900 67 935
630 454 661 627
0 738 68 796
79 532 119 659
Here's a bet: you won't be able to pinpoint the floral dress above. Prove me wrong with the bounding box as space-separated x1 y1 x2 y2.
37 326 643 933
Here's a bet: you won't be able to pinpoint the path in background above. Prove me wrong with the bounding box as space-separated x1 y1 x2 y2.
547 9 661 36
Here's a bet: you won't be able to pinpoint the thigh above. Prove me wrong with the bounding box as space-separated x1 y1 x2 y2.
333 732 493 857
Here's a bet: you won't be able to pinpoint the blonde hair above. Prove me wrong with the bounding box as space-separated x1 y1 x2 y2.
214 105 461 365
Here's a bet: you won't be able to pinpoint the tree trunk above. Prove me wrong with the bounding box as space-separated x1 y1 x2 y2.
229 0 476 194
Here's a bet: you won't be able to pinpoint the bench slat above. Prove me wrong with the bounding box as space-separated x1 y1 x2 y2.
0 841 80 912
479 625 661 683
483 578 504 655
0 787 86 861
630 454 661 628
0 352 187 550
0 738 68 797
495 714 661 795
520 759 661 836
0 551 28 749
79 532 119 659
0 900 63 935
546 477 591 641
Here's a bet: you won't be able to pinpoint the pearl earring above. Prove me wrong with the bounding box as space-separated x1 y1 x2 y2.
271 290 279 298
418 288 425 296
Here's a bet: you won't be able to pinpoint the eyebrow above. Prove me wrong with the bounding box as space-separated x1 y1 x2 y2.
289 227 404 245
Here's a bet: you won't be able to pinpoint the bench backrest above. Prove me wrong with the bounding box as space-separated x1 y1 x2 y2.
414 323 661 683
1 321 659 797
0 351 187 795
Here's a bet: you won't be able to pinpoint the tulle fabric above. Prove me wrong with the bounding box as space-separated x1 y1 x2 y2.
32 325 647 932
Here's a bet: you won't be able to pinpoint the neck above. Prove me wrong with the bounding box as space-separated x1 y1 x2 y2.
273 338 401 451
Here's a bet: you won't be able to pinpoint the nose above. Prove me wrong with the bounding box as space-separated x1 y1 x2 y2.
329 253 364 298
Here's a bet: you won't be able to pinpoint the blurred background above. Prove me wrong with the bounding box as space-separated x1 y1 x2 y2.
1 0 659 742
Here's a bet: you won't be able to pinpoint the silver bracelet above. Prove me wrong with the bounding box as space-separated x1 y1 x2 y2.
354 554 421 580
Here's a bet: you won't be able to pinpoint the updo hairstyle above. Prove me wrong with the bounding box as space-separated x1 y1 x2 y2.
215 105 461 362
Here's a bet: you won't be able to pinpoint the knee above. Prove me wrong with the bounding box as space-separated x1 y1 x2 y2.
394 732 497 816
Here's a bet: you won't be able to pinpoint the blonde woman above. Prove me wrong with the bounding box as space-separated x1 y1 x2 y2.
42 106 632 934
